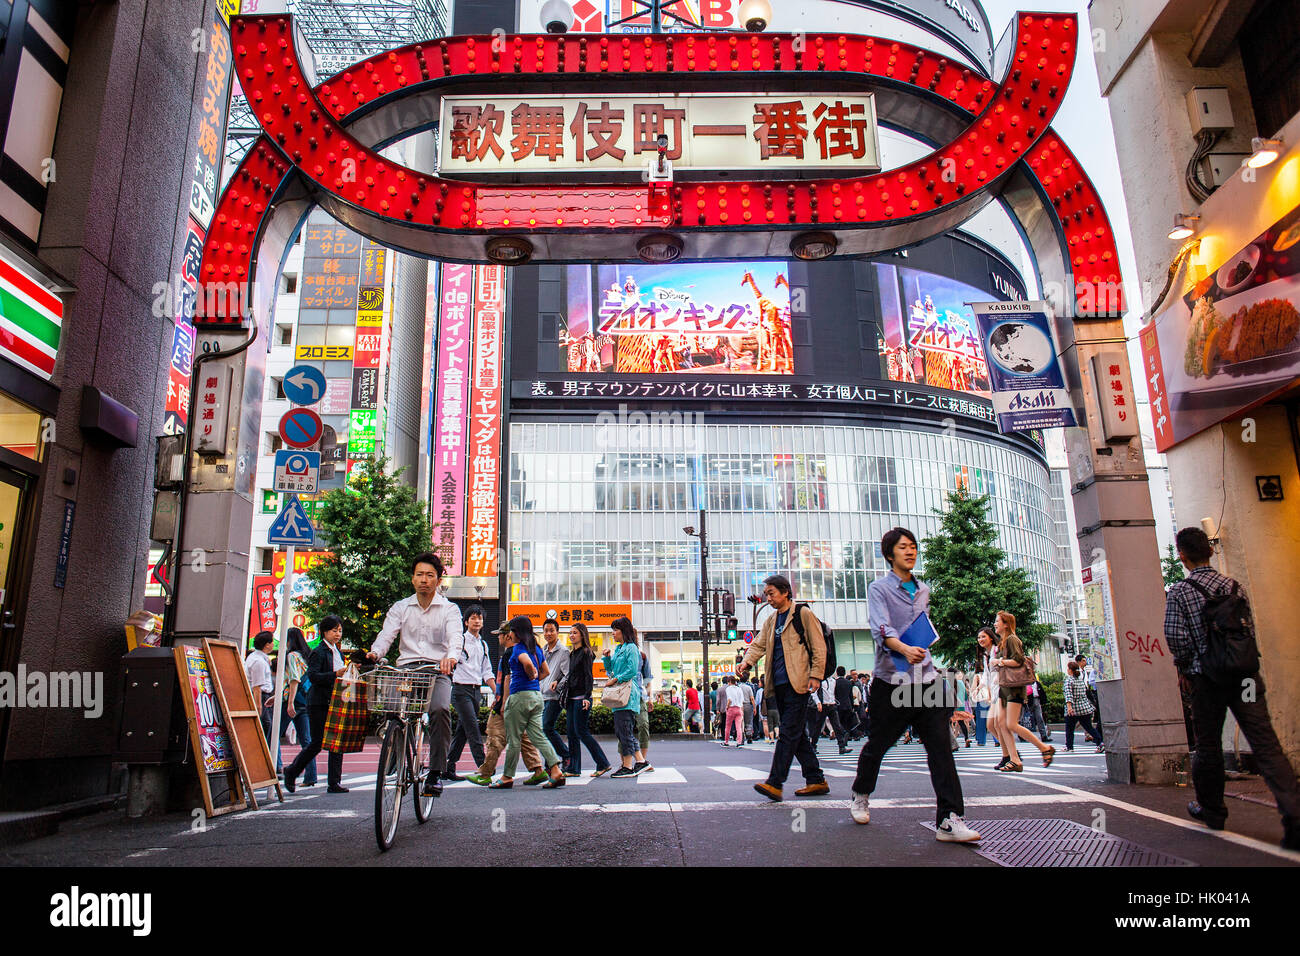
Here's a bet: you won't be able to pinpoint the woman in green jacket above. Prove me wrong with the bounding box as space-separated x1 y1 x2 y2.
602 616 648 777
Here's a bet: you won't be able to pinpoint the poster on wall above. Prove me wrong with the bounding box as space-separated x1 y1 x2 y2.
564 262 794 375
1080 560 1122 682
970 300 1076 433
1140 203 1300 452
876 263 992 397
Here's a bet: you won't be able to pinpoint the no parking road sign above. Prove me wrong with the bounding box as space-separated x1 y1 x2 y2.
279 407 323 449
268 494 315 548
283 365 327 406
273 449 320 494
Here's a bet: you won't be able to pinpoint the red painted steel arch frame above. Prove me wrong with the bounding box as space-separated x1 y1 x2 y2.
196 12 1123 328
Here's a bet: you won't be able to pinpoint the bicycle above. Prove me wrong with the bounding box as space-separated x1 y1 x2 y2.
363 663 441 852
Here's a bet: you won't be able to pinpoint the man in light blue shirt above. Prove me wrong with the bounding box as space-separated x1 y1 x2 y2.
848 527 979 844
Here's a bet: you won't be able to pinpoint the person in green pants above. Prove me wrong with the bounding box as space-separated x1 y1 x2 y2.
489 616 566 789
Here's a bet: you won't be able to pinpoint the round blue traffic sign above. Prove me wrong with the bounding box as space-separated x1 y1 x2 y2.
283 365 327 406
743 630 755 644
279 408 323 449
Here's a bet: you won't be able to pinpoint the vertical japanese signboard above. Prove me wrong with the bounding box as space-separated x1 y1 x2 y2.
466 265 506 578
431 265 474 575
163 10 236 436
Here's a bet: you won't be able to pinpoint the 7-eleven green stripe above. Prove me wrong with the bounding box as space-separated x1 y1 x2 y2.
0 287 60 351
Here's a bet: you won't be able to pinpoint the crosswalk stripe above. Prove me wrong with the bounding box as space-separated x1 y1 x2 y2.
641 767 687 783
711 765 766 780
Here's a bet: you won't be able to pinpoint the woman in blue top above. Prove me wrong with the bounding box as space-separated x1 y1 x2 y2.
602 616 648 777
490 616 566 789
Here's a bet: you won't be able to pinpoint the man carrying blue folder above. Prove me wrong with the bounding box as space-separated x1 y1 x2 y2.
848 527 981 843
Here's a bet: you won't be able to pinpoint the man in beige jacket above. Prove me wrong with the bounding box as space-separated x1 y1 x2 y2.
737 574 829 801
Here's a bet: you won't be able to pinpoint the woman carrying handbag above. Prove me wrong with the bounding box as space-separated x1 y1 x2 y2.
991 611 1054 771
601 616 648 777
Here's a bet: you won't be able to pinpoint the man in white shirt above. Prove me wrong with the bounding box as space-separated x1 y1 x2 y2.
367 552 464 798
246 632 275 745
444 604 496 781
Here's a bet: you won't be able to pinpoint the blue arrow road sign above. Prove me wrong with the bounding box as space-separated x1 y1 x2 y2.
268 494 315 547
283 364 327 406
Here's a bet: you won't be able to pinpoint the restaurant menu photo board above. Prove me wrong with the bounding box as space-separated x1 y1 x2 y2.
563 261 795 375
1141 203 1300 451
876 263 992 397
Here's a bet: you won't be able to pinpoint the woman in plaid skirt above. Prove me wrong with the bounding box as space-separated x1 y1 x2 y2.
284 615 349 793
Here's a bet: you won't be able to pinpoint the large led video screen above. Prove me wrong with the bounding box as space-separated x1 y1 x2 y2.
875 263 992 397
563 262 795 375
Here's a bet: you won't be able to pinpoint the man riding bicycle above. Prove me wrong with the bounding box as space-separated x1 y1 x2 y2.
366 551 464 798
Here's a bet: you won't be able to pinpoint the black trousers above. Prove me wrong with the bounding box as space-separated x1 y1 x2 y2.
446 684 485 771
852 678 965 826
838 705 860 738
766 682 824 788
285 703 344 788
805 701 846 750
1189 673 1300 828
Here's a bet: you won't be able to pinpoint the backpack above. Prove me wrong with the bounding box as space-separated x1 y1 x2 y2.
790 603 836 681
1184 577 1260 683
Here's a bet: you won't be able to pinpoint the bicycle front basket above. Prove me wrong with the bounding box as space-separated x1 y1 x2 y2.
363 667 437 716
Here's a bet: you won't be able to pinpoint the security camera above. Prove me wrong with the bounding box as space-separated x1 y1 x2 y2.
541 0 574 34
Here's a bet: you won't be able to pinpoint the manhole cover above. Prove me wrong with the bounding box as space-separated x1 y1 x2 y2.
922 818 1195 867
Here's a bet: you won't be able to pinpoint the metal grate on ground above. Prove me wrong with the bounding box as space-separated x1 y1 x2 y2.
922 818 1196 867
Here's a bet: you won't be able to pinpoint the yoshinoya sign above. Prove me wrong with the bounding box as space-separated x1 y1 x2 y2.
439 93 880 179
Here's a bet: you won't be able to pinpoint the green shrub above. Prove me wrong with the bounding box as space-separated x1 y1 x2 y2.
1039 672 1064 723
589 704 613 734
649 704 682 734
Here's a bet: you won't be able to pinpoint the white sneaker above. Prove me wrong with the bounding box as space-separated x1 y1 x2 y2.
935 813 981 843
850 792 870 824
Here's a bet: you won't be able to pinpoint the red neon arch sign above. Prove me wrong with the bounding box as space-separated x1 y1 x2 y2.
197 13 1123 325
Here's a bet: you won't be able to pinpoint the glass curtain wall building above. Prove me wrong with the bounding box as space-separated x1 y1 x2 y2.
504 232 1063 687
509 420 1058 674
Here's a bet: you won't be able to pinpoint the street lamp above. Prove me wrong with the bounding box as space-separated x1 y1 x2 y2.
683 510 711 734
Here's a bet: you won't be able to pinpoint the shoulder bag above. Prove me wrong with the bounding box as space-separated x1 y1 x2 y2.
998 655 1036 689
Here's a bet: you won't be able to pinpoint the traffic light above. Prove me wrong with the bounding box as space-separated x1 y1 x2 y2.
722 591 735 615
726 616 738 641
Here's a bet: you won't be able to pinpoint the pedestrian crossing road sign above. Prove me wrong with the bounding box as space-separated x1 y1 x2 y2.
267 494 315 547
273 450 320 494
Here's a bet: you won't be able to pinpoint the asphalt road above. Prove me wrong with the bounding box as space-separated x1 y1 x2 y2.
4 736 1298 867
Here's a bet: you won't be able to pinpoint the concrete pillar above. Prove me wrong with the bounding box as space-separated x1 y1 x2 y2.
1064 326 1188 784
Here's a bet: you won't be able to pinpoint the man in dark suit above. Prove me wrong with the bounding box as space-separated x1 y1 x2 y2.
284 614 349 793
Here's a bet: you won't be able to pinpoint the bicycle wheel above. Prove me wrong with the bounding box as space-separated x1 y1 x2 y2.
411 713 435 823
375 720 407 852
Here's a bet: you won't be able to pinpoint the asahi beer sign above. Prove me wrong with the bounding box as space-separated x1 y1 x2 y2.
970 300 1077 433
439 93 880 178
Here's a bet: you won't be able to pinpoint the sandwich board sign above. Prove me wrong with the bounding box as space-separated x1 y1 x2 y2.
268 494 315 547
273 449 320 494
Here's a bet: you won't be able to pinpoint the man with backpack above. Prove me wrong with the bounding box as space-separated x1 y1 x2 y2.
1164 527 1300 850
737 573 830 802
